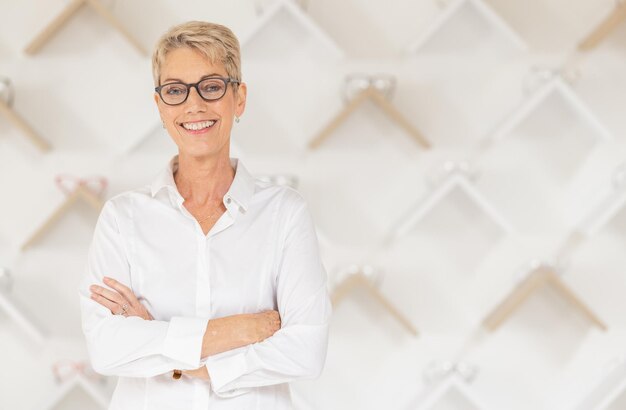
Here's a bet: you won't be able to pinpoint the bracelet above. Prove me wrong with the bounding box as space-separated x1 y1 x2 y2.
173 369 182 380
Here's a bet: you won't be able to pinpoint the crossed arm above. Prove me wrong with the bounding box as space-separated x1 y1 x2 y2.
89 276 281 380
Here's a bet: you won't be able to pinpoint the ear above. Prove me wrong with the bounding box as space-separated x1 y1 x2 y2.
235 82 247 117
153 92 160 106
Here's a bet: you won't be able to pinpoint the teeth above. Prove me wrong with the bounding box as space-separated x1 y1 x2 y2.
182 120 216 131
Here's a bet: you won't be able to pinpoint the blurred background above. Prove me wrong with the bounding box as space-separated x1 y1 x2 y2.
2 0 626 409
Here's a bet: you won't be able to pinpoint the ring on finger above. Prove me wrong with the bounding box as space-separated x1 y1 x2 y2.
121 303 129 313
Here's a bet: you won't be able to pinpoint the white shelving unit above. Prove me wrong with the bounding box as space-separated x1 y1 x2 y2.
42 374 111 410
240 0 343 58
578 189 626 237
388 172 515 241
409 373 490 410
0 288 47 344
483 75 613 147
407 0 527 53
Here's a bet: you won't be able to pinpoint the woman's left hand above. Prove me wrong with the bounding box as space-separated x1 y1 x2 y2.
89 277 153 320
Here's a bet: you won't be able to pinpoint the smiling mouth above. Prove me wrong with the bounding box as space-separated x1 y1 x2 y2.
178 120 217 131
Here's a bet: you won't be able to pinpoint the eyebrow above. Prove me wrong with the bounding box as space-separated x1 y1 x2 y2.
161 73 223 83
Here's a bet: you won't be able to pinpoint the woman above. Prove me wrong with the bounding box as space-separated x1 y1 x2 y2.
79 21 331 410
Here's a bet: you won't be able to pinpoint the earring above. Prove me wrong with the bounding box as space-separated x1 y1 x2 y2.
235 116 240 124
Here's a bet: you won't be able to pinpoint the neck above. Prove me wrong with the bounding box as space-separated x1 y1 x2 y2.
174 152 235 206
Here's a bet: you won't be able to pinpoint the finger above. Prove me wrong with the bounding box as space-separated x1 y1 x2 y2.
103 277 139 308
90 285 126 306
90 293 120 313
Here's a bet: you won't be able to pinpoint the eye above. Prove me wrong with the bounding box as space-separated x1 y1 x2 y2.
200 80 225 94
163 85 186 95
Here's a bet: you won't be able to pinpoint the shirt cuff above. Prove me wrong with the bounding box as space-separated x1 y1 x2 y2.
161 316 208 368
206 346 252 397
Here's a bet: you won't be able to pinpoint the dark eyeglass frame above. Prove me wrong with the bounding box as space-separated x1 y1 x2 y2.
155 76 240 106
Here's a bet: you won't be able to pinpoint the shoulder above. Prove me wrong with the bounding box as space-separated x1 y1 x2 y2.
252 179 308 215
99 184 153 220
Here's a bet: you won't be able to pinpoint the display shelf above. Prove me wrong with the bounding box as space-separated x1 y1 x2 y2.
0 80 51 152
0 287 46 344
578 189 626 237
240 0 343 58
42 374 110 410
556 173 626 260
309 84 431 150
21 176 105 251
407 0 526 53
579 1 626 51
482 262 607 332
387 172 514 242
331 264 418 336
409 371 489 410
24 0 146 55
121 120 168 154
481 75 612 150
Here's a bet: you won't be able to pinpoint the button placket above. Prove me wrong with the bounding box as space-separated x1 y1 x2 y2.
195 235 211 317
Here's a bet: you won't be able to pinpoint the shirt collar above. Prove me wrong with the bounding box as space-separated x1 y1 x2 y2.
150 154 256 214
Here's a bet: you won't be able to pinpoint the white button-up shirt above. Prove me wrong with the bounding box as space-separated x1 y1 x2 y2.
79 155 331 410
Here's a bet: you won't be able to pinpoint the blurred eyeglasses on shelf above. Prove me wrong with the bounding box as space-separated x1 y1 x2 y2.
426 159 480 187
155 77 240 106
423 360 478 384
52 360 104 384
522 65 581 95
612 162 626 190
514 258 567 284
0 267 12 292
333 264 383 289
342 74 396 103
0 76 14 107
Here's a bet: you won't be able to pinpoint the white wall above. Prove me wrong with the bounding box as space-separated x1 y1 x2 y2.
2 0 626 409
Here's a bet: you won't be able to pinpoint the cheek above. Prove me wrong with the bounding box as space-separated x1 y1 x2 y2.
161 107 179 123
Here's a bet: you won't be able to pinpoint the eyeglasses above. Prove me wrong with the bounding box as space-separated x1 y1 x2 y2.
155 76 240 106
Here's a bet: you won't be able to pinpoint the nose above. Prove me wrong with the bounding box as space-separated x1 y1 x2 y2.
184 86 206 113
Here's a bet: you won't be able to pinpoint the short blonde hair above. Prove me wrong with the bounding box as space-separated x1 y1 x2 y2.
151 21 241 87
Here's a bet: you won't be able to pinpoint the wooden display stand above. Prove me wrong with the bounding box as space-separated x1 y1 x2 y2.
309 87 431 150
25 0 146 56
483 265 607 332
21 177 106 251
579 2 626 50
332 269 418 336
0 99 51 152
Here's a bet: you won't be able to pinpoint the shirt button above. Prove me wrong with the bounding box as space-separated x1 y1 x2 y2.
226 197 232 204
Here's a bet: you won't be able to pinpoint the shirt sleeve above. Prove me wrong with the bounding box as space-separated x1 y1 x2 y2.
205 196 332 397
79 199 209 378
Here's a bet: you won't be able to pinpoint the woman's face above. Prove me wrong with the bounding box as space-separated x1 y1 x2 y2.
154 47 246 159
